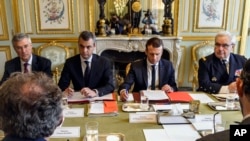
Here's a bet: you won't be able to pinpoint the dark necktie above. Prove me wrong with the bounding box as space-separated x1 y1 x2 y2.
84 61 90 86
151 65 156 90
24 63 29 73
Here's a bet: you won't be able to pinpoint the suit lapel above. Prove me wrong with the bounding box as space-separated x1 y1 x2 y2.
142 60 148 87
31 54 37 71
158 60 163 88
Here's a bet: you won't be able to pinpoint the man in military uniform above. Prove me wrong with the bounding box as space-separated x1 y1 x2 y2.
197 31 247 94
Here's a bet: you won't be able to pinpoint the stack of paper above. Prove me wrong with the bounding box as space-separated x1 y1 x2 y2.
212 93 239 101
87 101 118 117
142 90 169 100
67 92 114 103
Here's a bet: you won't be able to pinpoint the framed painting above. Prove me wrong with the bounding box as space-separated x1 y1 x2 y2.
194 0 228 32
35 0 74 34
0 0 9 40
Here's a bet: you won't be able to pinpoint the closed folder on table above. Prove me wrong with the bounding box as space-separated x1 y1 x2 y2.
87 101 118 117
167 91 193 103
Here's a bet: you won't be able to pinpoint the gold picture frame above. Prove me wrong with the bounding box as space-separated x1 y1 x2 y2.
0 0 9 40
35 0 74 34
0 46 11 79
193 0 228 32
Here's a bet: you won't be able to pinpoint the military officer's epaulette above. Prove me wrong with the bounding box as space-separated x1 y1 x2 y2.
202 57 207 61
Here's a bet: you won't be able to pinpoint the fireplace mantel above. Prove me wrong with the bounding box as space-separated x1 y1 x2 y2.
95 36 182 80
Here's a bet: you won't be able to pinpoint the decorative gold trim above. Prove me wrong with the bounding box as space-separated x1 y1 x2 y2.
36 41 69 58
0 46 12 60
35 0 74 34
32 38 77 43
193 0 228 32
182 36 241 41
22 0 34 33
173 0 179 36
12 0 21 34
239 0 250 55
0 0 9 40
89 0 95 32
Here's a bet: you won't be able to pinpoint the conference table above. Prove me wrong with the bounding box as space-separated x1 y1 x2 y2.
49 91 242 141
0 92 242 141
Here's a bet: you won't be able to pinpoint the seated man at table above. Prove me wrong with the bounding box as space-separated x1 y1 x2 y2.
0 33 52 85
58 31 114 97
118 37 177 101
0 72 63 141
196 58 250 141
197 31 246 94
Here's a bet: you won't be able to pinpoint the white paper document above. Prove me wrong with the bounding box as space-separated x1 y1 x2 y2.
129 112 157 123
189 114 222 131
143 129 169 141
152 104 189 111
51 127 80 138
89 102 104 114
142 90 169 100
163 124 201 141
67 92 113 102
189 93 214 103
63 108 84 117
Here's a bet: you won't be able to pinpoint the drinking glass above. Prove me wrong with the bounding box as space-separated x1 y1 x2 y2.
85 121 99 141
140 95 149 111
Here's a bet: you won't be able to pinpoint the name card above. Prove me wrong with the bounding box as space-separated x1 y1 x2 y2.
63 108 84 117
51 127 80 138
129 112 157 123
195 114 222 123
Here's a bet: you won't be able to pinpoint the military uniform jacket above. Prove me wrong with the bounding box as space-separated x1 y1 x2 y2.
197 53 246 94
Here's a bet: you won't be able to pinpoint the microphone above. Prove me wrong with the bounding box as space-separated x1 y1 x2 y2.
213 112 219 133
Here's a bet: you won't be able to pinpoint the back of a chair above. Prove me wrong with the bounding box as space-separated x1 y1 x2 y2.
37 41 69 83
191 41 214 91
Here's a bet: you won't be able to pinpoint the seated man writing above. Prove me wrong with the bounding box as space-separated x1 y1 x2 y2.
118 37 177 101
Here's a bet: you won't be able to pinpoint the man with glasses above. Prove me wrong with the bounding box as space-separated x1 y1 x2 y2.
0 33 52 85
196 58 250 141
58 31 114 97
197 31 247 94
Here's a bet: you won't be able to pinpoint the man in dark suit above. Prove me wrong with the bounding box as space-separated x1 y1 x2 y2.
196 58 250 141
197 31 246 94
58 31 114 97
0 33 52 85
118 37 177 101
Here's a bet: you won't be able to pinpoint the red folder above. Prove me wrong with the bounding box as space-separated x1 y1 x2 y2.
167 91 193 103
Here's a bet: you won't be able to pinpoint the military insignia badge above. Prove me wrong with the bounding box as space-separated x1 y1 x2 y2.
235 69 242 77
211 77 217 82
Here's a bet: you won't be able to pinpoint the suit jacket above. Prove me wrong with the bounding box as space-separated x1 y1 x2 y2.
0 54 52 85
196 117 250 141
118 59 177 93
58 54 114 96
3 135 46 141
197 53 246 94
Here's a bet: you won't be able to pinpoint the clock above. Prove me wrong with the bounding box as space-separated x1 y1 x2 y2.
131 1 141 12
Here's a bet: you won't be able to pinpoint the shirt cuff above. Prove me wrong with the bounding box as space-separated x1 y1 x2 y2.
93 89 99 97
219 86 230 94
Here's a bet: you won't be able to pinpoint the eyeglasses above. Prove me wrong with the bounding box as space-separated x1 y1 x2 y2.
214 43 233 48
